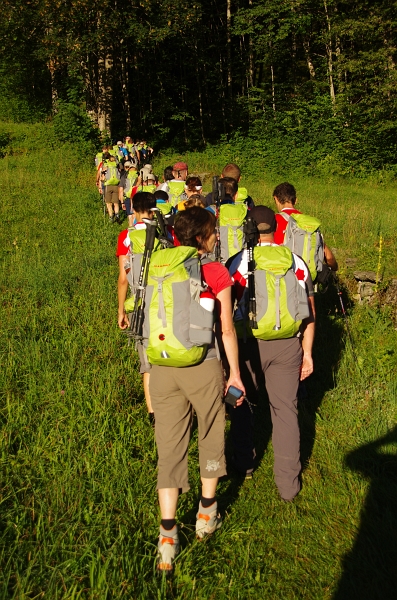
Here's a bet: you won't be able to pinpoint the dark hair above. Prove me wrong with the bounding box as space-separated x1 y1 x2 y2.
219 177 238 198
185 176 202 192
132 191 156 213
103 152 111 160
273 182 296 205
163 166 174 181
222 163 241 181
154 190 169 202
174 207 216 252
184 194 206 209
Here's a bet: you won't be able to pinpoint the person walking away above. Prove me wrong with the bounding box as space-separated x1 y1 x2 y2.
273 182 338 274
147 207 245 573
227 206 315 501
116 192 157 422
118 161 138 227
101 155 121 222
205 163 255 209
176 176 203 211
167 161 188 206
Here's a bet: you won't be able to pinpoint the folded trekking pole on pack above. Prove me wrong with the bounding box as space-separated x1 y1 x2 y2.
151 208 174 249
212 176 224 262
244 216 258 329
128 219 157 340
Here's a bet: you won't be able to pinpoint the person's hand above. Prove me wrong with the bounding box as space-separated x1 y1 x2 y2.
118 311 129 330
225 374 246 407
300 353 313 380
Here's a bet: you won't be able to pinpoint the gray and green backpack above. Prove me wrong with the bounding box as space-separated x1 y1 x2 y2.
280 213 324 281
104 162 121 186
142 246 214 367
168 181 187 207
124 171 138 198
219 203 248 263
235 245 310 341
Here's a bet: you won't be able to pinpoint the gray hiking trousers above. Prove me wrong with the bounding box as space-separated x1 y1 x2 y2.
230 337 302 500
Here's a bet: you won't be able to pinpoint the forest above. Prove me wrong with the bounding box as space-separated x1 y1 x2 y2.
1 0 397 173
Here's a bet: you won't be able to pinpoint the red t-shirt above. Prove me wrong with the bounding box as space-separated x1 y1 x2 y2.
201 261 232 300
274 208 301 245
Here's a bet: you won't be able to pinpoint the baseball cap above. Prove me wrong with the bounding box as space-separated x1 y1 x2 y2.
173 161 188 171
124 161 132 168
146 173 156 182
249 206 276 233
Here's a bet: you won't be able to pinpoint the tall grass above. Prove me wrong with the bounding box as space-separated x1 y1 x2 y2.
1 123 396 598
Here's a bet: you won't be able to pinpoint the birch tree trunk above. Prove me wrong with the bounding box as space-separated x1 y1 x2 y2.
323 0 336 104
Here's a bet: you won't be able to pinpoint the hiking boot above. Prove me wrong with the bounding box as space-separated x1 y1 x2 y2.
157 525 179 574
196 502 222 540
109 215 114 223
114 213 120 223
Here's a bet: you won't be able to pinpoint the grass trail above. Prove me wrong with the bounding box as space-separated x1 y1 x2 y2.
1 123 396 598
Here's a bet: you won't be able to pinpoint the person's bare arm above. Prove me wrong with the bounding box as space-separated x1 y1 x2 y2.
324 243 338 271
300 296 315 380
216 286 246 402
118 255 130 329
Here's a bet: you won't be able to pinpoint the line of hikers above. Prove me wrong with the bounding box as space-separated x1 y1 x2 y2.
107 155 338 574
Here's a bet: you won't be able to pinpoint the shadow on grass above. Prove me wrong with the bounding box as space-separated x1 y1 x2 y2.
300 282 346 469
333 426 397 600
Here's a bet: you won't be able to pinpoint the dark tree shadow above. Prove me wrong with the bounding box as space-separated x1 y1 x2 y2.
333 426 397 600
299 282 346 469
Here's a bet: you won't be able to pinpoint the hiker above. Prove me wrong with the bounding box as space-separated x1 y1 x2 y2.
118 161 138 227
227 205 315 502
213 177 248 263
101 155 121 222
167 161 188 206
205 163 255 209
149 207 245 573
116 191 157 422
157 166 174 193
273 182 338 274
176 176 203 211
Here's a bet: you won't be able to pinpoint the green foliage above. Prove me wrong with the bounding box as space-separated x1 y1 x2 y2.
53 100 100 145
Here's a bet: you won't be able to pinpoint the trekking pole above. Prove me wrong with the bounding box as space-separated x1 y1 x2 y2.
151 207 174 248
244 216 258 329
212 176 221 262
128 219 157 340
334 274 359 365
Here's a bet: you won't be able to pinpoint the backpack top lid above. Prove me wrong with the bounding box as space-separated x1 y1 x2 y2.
236 187 248 203
219 203 247 226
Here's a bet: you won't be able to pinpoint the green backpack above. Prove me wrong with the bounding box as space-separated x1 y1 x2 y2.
156 201 173 217
124 171 138 198
104 162 120 186
236 187 248 204
124 228 161 313
219 203 247 263
168 181 186 207
281 213 324 281
142 247 214 367
235 245 310 341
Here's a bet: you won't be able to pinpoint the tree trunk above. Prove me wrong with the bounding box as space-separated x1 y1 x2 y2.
323 0 336 104
48 58 58 113
303 39 316 79
226 0 233 127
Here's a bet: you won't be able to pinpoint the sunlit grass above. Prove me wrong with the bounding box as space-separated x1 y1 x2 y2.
0 123 396 598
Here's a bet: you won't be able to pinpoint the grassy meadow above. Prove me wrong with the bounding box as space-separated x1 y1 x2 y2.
1 122 397 599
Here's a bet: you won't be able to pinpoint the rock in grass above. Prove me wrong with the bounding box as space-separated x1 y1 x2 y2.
353 271 379 283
